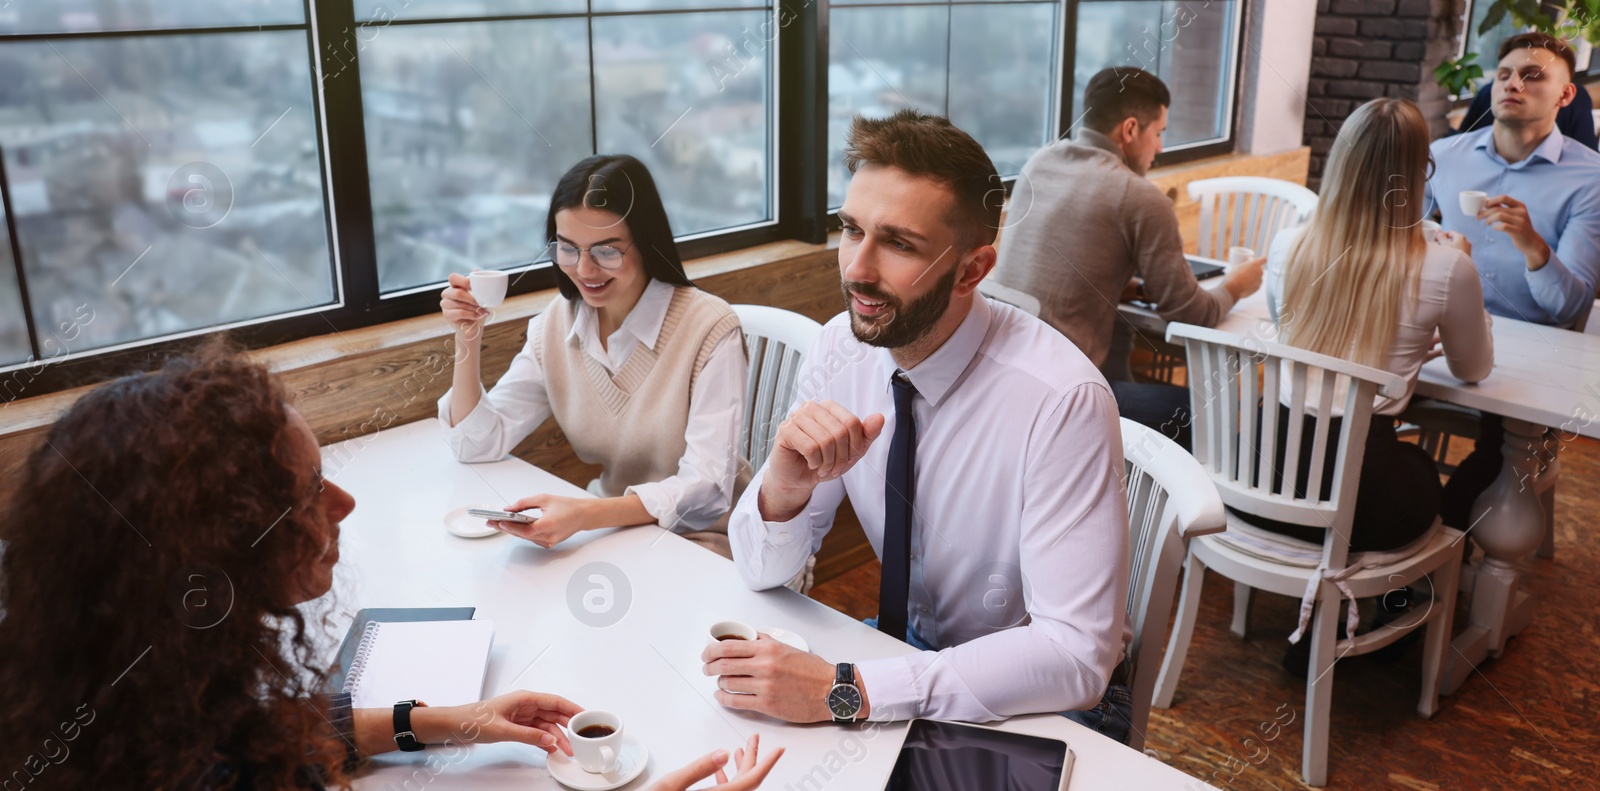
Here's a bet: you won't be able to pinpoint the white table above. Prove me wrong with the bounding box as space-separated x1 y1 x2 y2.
322 420 1213 791
1215 292 1600 693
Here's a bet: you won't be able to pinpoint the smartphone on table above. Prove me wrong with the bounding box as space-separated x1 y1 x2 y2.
466 508 540 523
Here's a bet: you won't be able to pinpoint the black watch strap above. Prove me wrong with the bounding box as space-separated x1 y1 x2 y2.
393 700 427 752
830 663 861 724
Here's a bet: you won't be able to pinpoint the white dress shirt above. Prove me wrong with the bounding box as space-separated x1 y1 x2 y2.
438 278 748 532
729 296 1131 722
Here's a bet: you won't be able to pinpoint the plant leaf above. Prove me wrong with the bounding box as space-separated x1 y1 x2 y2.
1479 1 1508 34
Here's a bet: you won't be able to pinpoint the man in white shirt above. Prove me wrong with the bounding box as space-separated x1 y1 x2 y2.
703 110 1133 742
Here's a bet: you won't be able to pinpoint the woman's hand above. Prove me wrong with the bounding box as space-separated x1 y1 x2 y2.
491 494 594 549
648 734 784 791
413 691 583 756
441 273 489 339
1437 230 1472 257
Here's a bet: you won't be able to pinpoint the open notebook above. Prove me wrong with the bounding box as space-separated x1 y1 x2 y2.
341 619 496 708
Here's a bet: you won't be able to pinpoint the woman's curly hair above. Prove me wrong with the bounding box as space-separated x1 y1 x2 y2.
0 342 349 789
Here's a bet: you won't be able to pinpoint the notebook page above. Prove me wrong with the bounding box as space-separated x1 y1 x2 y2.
346 619 495 709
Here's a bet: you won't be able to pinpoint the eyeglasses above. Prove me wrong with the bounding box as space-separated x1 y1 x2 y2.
547 240 629 270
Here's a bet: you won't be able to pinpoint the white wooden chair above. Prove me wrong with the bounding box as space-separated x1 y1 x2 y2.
1188 176 1319 259
732 305 823 593
978 278 1042 317
732 305 823 467
1151 324 1463 787
1117 418 1227 753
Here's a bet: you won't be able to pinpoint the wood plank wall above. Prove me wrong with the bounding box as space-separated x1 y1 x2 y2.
0 147 1309 583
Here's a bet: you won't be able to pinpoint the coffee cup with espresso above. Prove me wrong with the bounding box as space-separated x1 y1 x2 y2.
567 710 624 774
1459 190 1488 218
708 620 757 645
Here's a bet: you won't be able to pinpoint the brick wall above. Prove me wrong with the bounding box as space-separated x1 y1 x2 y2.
1304 0 1467 188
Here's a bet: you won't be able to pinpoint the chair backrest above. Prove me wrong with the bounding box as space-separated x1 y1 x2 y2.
1187 176 1318 259
1118 418 1226 752
1165 323 1406 571
731 305 824 465
977 278 1042 317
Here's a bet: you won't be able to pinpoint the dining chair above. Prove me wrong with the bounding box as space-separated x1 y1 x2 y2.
978 278 1042 317
1151 323 1463 787
1117 418 1227 753
732 304 823 593
1187 176 1318 260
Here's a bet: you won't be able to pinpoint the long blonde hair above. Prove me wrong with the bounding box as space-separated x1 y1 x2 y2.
1282 98 1431 368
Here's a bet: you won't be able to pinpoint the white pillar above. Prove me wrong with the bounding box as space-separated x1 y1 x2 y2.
1237 0 1317 155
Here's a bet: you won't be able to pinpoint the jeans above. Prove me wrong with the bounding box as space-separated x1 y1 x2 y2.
1108 380 1192 451
862 617 1136 746
1439 413 1503 530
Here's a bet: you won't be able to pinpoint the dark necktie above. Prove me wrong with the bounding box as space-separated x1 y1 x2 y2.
878 372 918 642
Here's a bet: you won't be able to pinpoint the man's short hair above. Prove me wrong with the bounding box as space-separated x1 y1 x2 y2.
1082 67 1171 135
1498 31 1577 79
843 109 1001 251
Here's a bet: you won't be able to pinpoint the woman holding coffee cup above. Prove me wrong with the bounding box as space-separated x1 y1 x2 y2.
439 155 751 556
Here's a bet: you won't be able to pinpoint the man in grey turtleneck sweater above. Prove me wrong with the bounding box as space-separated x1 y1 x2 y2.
991 67 1263 447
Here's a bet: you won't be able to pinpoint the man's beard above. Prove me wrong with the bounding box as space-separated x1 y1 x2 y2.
841 264 959 349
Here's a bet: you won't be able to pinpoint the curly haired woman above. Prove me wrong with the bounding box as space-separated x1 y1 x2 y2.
0 344 778 790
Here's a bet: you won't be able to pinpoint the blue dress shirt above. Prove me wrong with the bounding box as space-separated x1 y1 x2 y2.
1426 127 1600 327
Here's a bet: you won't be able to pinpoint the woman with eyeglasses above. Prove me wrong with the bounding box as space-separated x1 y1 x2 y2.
438 155 751 556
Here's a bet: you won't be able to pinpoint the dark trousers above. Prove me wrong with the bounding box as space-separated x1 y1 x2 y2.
1439 413 1503 530
1232 405 1440 553
1108 380 1192 451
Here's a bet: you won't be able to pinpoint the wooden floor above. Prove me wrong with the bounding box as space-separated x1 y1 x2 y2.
809 435 1600 790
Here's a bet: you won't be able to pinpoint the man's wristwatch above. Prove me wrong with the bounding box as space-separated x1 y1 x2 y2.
393 700 428 752
827 663 863 723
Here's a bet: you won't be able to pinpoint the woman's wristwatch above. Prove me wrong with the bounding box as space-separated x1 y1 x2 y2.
393 700 428 752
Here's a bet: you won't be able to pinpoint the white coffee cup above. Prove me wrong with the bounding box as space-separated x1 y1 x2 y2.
568 710 624 774
707 621 759 696
469 269 509 308
1459 190 1488 218
708 620 758 645
1227 246 1256 266
1421 219 1441 239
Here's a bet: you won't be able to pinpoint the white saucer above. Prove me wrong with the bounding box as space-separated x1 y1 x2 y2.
443 507 501 539
763 627 810 653
547 733 649 790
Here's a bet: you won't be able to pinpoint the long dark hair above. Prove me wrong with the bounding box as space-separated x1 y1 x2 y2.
546 154 694 301
0 342 347 789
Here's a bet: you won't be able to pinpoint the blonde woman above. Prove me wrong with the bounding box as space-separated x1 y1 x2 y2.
1242 98 1495 554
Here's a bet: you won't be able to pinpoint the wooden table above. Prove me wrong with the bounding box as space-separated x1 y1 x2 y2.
321 420 1214 790
1214 292 1600 694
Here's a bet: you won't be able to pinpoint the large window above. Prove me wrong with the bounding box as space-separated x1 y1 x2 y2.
0 4 335 358
0 0 1245 398
827 0 1061 207
356 4 774 294
1073 0 1241 149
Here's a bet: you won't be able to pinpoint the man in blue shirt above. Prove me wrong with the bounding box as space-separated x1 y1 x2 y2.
1426 32 1600 527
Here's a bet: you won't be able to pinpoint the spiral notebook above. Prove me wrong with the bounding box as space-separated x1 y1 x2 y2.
341 619 496 709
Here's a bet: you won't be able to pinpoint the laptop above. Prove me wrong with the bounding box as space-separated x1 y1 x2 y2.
1186 254 1227 281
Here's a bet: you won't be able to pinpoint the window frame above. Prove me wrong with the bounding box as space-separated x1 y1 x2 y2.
1 0 1243 398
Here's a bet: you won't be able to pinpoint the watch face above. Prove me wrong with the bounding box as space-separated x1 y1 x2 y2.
828 685 862 719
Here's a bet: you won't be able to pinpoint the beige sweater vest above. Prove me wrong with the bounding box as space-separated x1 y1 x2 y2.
533 287 752 544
